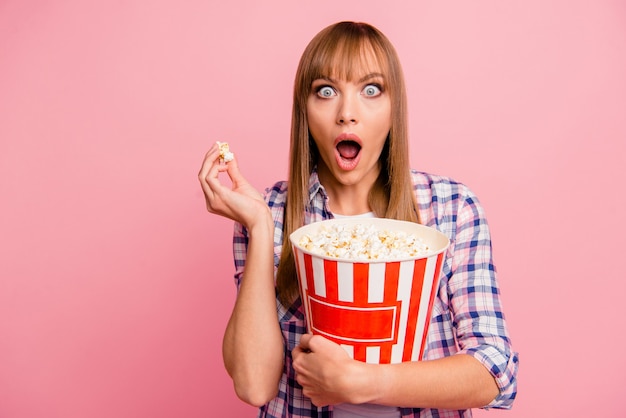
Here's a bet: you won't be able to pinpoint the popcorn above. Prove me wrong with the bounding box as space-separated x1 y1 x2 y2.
297 223 430 260
216 141 234 163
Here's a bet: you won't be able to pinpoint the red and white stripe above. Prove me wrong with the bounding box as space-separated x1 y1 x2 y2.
294 250 445 364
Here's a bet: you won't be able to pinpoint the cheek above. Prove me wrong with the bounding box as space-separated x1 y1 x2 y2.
306 102 321 130
382 108 392 133
307 108 333 138
373 112 392 135
365 100 391 130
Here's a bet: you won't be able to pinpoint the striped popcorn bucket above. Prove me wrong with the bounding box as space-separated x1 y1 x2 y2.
290 218 449 364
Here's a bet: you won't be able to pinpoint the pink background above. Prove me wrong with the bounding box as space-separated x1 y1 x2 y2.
1 1 624 417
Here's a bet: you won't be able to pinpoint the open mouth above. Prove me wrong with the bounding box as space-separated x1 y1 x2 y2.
336 140 361 161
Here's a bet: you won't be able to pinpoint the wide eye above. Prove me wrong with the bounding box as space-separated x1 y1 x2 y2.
363 84 382 97
317 86 336 98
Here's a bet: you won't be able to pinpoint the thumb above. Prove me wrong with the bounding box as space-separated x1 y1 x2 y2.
224 155 248 186
298 333 314 351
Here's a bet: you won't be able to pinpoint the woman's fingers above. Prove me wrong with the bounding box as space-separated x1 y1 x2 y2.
292 335 360 406
198 142 267 228
198 143 232 213
297 333 313 352
222 155 246 187
197 143 219 187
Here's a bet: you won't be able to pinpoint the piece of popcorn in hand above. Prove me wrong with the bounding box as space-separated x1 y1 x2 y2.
216 141 234 163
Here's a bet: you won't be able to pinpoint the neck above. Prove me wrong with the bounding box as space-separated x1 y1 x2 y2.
329 197 371 216
318 174 374 216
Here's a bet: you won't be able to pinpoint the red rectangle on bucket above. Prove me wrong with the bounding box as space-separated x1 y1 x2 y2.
308 297 401 344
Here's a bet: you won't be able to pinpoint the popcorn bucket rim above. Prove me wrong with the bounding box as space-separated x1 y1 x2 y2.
289 218 450 263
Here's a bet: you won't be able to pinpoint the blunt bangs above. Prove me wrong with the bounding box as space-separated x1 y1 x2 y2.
298 23 392 94
314 39 388 84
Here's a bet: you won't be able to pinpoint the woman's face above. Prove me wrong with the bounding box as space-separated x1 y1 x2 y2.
306 58 391 191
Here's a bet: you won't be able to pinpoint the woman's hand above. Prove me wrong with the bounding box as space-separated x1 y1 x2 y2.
198 142 269 229
292 334 376 407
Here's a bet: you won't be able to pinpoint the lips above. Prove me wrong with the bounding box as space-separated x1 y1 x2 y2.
334 134 362 170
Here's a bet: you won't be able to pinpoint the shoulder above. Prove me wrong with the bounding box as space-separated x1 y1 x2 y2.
262 181 289 232
410 169 474 203
263 180 288 207
410 169 487 230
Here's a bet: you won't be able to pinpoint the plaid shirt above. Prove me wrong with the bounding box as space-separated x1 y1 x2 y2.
232 170 519 418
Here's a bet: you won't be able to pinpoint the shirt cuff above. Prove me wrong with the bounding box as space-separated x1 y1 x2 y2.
462 344 519 409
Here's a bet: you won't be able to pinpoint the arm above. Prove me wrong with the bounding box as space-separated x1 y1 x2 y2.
293 335 496 409
222 217 284 406
198 144 284 406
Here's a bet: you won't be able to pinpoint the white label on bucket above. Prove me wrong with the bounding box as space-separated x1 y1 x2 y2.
312 256 326 298
368 263 386 303
295 250 312 334
341 344 354 359
296 250 307 293
337 261 353 302
410 254 438 361
366 346 381 364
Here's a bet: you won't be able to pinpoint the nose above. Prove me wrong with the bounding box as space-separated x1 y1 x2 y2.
336 95 358 125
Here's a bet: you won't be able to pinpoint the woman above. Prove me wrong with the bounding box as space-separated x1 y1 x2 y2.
199 21 518 418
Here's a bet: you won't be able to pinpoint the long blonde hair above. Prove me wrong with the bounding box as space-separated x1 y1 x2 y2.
276 21 420 305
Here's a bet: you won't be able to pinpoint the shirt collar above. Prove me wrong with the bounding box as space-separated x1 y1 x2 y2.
307 167 326 204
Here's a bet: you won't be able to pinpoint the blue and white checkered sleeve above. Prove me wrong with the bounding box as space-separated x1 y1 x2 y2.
231 181 287 290
448 185 519 409
231 221 248 290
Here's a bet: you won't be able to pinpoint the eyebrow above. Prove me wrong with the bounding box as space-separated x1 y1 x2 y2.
314 73 385 84
358 72 385 83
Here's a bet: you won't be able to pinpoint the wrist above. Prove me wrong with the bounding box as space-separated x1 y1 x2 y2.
344 361 389 405
245 208 274 237
362 363 394 405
